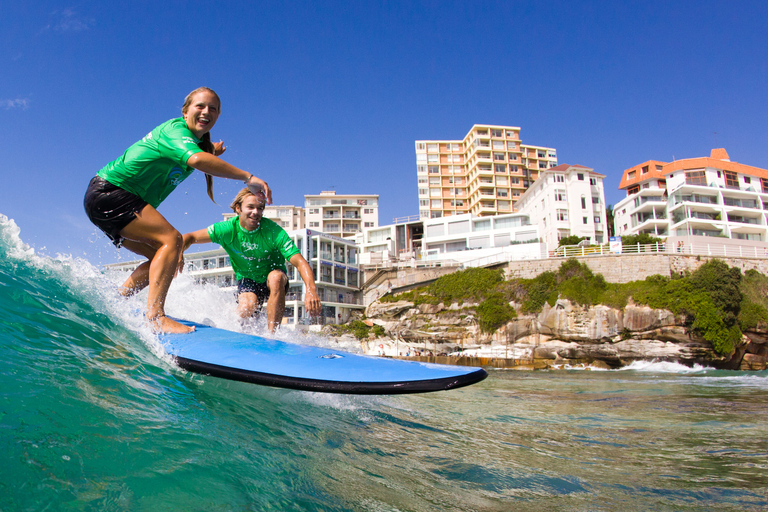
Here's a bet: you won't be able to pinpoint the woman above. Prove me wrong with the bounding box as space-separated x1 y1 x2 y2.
84 87 271 333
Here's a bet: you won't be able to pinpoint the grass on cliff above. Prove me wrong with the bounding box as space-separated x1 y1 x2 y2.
380 258 767 355
328 320 386 340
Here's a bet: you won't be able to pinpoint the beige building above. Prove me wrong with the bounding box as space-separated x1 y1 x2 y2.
304 191 379 239
263 205 305 231
415 124 557 219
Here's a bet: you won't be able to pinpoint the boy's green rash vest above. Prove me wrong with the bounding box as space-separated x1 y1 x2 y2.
207 216 301 282
97 118 203 208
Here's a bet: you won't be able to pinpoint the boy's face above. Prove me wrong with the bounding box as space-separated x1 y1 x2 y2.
237 194 266 231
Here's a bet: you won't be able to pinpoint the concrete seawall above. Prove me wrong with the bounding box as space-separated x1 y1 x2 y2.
505 254 768 284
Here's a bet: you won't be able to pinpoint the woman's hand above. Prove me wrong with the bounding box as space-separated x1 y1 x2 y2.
213 141 226 156
246 175 273 204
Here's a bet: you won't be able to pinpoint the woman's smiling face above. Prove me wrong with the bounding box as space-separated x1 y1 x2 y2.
183 90 220 138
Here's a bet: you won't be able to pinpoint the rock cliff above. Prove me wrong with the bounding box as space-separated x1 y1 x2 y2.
355 299 768 370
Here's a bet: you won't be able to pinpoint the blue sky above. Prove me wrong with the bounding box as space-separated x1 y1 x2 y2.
3 0 767 264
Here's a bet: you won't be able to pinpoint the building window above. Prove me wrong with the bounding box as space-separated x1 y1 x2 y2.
594 216 601 224
583 217 588 224
590 177 597 185
744 176 751 184
761 178 768 193
309 222 320 227
557 210 568 221
656 165 663 171
577 173 584 181
555 174 564 183
364 208 373 214
627 171 636 180
724 171 739 188
642 165 649 174
685 171 707 186
555 190 566 201
428 166 440 174
581 196 587 209
627 185 640 195
364 222 374 227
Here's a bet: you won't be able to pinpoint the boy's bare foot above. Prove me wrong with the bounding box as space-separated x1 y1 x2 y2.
149 315 195 334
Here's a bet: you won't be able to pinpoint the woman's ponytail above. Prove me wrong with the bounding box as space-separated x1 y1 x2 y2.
199 132 216 203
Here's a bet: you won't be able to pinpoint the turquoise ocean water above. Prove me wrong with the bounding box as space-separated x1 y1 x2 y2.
1 213 767 511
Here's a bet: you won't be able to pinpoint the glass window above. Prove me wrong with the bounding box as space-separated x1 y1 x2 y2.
686 170 707 186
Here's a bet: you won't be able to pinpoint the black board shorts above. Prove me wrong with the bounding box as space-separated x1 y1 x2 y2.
237 275 289 304
83 176 148 247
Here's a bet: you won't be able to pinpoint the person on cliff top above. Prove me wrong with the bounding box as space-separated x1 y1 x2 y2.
84 87 272 334
181 188 321 333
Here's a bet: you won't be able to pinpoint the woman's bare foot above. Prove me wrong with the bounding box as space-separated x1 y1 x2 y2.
149 315 195 334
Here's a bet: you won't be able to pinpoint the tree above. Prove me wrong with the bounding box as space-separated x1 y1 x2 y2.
606 205 615 237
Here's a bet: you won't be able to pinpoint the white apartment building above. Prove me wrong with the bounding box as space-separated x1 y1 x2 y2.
104 229 364 327
357 212 544 266
415 124 557 219
614 149 768 243
304 191 379 239
516 164 608 250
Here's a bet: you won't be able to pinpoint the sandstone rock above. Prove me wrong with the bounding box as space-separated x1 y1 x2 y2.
365 300 413 318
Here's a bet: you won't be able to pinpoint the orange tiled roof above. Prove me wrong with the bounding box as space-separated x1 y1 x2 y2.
618 160 668 190
619 149 768 190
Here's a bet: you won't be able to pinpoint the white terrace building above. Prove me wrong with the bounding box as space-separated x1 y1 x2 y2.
357 212 544 267
614 149 768 244
515 164 608 251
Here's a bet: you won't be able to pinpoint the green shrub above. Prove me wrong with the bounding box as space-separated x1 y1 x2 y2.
518 271 558 313
558 235 585 247
620 233 663 246
739 269 768 330
337 320 385 340
476 293 516 333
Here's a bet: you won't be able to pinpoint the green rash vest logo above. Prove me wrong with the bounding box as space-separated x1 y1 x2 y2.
168 167 184 186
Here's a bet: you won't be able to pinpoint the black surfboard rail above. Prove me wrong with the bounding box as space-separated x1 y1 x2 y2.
175 356 488 395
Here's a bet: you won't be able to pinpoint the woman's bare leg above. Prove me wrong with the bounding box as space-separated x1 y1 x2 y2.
119 205 194 334
116 245 154 297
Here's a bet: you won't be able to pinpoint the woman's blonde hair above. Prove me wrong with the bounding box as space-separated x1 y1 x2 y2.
182 87 221 203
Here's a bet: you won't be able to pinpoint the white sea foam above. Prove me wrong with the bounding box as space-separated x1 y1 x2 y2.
617 360 713 373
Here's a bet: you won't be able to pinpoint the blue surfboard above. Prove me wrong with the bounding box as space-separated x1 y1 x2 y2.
160 319 487 394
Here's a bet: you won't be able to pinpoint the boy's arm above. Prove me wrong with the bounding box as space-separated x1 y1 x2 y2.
288 253 321 317
182 228 212 252
178 228 213 274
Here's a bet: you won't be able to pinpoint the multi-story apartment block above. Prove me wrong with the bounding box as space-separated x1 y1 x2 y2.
614 149 768 243
415 124 557 219
264 204 305 231
516 164 608 250
304 191 379 239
